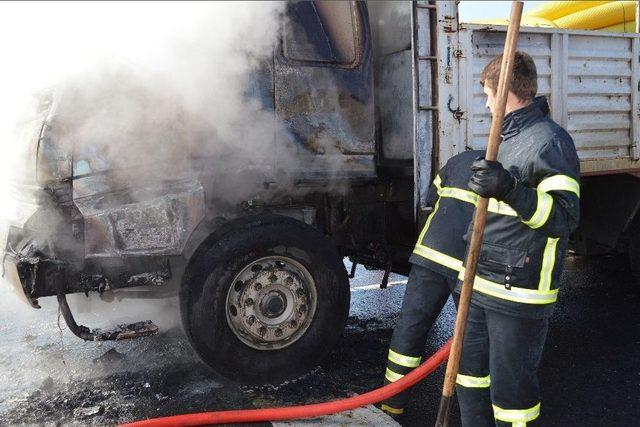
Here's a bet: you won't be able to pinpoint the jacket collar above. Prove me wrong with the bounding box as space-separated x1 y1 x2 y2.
501 96 550 139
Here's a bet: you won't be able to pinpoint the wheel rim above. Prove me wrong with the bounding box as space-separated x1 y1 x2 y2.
225 256 318 350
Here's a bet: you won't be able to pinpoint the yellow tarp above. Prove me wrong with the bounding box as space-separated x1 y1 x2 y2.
599 20 636 31
471 1 638 33
552 1 636 30
525 1 610 21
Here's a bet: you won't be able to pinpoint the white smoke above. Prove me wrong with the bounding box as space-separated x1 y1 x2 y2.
0 1 287 212
0 0 287 367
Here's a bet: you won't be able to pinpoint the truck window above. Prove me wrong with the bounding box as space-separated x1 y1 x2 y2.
283 0 357 65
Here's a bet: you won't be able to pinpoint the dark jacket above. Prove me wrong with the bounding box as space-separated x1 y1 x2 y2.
460 96 580 319
410 150 483 280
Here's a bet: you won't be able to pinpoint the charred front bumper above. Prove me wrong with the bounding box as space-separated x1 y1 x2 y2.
2 225 68 308
1 177 204 307
3 250 40 308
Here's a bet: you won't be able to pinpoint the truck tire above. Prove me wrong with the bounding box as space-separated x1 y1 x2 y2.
180 214 350 384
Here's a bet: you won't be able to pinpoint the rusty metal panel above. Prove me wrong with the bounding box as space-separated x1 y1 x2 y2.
275 1 375 166
433 0 462 170
379 49 413 160
412 0 439 211
455 22 640 175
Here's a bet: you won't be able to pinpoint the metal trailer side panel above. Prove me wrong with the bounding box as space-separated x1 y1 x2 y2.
448 20 640 176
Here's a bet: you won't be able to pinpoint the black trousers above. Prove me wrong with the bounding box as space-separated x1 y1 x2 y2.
456 302 549 426
381 264 456 414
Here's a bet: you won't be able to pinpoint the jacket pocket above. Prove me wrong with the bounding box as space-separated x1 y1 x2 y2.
477 241 531 288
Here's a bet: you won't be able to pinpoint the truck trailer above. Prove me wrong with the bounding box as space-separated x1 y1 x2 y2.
3 1 640 384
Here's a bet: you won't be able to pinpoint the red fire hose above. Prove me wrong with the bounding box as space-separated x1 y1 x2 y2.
120 339 451 427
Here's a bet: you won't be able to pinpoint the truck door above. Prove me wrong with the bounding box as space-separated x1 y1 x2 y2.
274 0 375 178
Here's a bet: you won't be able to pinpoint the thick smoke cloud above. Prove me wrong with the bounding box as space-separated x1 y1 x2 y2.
0 2 287 220
0 1 287 370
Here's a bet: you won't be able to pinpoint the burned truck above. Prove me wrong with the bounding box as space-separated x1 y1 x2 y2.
5 1 640 384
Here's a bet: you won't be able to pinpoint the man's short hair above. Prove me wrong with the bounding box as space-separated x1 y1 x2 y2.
480 50 537 102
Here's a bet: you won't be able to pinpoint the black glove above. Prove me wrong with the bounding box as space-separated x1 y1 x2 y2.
468 158 516 200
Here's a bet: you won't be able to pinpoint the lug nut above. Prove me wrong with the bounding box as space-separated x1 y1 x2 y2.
290 319 298 328
247 315 256 326
255 282 262 290
286 276 294 285
275 328 283 337
296 288 305 297
258 326 267 336
269 274 278 283
299 304 307 314
245 298 254 307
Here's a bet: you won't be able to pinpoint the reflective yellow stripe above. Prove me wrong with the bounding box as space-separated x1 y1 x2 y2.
381 404 404 415
538 237 559 292
456 374 491 388
458 270 558 305
438 186 478 205
492 402 541 423
488 198 518 216
522 190 553 229
433 174 442 190
385 368 404 383
438 185 517 216
417 176 442 245
538 175 580 197
433 175 578 228
520 174 579 230
388 349 421 368
412 244 463 272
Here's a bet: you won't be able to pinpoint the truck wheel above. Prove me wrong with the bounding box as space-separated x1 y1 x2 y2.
181 214 350 384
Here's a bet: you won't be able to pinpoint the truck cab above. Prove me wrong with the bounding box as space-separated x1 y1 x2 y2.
2 1 404 384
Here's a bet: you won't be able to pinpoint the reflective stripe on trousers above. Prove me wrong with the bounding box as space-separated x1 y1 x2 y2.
456 373 491 388
493 402 541 425
388 348 421 368
385 367 404 383
380 404 404 415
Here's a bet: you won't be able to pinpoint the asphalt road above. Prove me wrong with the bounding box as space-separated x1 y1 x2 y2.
0 256 638 426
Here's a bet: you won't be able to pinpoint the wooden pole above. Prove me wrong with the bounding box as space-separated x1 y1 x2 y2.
434 2 523 426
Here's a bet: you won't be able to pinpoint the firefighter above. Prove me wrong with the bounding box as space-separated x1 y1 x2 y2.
381 149 483 417
455 51 580 426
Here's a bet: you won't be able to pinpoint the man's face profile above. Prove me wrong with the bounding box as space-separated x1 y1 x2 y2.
483 84 496 117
